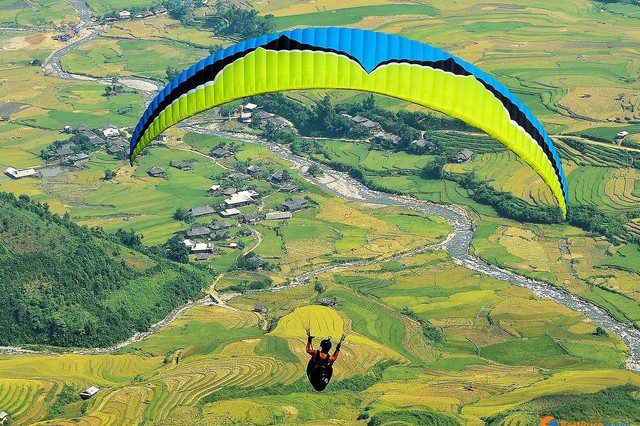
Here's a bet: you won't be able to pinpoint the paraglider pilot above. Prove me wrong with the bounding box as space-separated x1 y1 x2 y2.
305 328 345 391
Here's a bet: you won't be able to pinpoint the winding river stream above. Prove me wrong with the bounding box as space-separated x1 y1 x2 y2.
2 1 639 371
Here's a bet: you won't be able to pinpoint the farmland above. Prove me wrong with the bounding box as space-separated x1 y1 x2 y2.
0 0 640 424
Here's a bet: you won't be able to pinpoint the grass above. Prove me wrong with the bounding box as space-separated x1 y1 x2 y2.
274 4 439 29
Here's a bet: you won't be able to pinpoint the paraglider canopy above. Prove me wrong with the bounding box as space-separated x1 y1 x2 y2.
130 27 568 216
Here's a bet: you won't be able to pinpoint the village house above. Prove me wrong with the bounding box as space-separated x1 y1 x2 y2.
278 183 298 192
66 153 90 167
266 116 290 129
241 213 260 224
221 187 237 196
228 172 250 180
265 211 292 220
101 126 120 139
4 167 37 179
617 131 629 139
373 131 401 145
252 110 272 124
0 411 7 424
411 138 434 151
268 170 286 183
71 124 89 133
0 115 9 122
195 252 210 261
348 115 383 132
171 160 193 171
224 190 259 207
239 228 252 237
153 6 168 15
208 184 221 192
191 242 215 253
229 242 238 248
211 221 231 231
219 208 241 217
80 386 100 400
281 197 308 212
243 103 258 111
211 147 233 158
319 298 338 307
147 165 167 178
49 142 75 158
456 148 475 163
84 130 106 146
189 205 217 217
118 10 131 19
247 164 265 174
183 239 195 249
239 112 252 123
186 226 212 238
254 305 268 314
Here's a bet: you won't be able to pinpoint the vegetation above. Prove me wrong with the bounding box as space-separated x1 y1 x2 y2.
0 192 207 347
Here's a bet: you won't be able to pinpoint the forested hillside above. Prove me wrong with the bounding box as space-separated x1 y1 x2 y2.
0 192 209 348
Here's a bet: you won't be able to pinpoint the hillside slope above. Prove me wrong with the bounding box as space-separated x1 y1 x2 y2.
0 192 209 348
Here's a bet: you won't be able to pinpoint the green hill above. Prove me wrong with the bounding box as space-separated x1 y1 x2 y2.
0 192 209 348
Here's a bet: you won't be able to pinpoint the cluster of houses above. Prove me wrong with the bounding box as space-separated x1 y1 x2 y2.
46 124 128 165
53 25 80 43
173 163 310 261
236 103 292 129
106 6 168 22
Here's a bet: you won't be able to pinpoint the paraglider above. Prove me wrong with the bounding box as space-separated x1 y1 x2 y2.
130 27 568 216
305 328 345 391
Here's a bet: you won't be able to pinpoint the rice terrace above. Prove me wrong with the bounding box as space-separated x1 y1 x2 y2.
0 0 640 424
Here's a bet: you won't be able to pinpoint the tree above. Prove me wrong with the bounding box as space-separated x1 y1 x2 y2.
308 163 323 177
164 235 189 263
420 156 447 180
103 169 116 180
173 208 193 223
314 278 325 294
594 326 608 337
115 228 142 248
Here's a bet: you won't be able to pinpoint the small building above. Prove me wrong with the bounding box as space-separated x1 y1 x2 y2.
266 116 290 129
222 187 237 196
118 10 131 19
411 138 434 151
66 153 90 167
211 221 231 231
195 252 210 261
211 147 233 158
278 183 298 192
84 131 105 146
147 165 167 178
153 6 168 14
183 239 195 248
617 131 629 139
80 386 100 400
107 139 128 156
219 208 241 217
71 124 89 133
268 171 286 183
241 213 260 224
229 242 238 248
228 172 250 180
456 148 475 163
281 197 308 212
254 305 268 314
0 115 9 122
239 228 252 237
239 112 252 123
253 110 272 123
191 242 215 253
208 184 221 192
0 411 7 424
186 226 212 238
171 160 193 171
243 103 258 111
189 205 217 217
265 211 292 220
349 115 382 132
247 164 265 174
373 131 401 145
102 126 120 139
224 190 258 207
319 298 338 307
5 167 37 179
49 142 75 158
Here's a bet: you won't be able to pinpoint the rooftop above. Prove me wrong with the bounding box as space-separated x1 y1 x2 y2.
265 211 292 220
